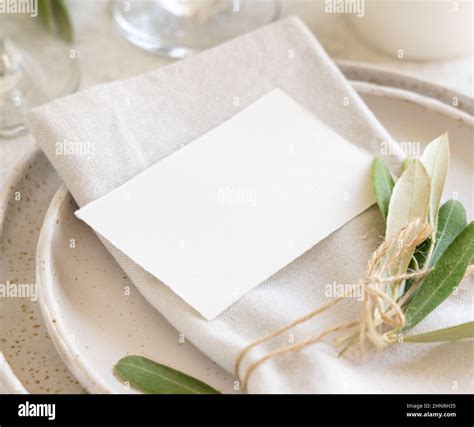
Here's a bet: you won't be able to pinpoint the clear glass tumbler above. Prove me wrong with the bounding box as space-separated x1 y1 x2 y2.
0 14 79 138
111 0 281 58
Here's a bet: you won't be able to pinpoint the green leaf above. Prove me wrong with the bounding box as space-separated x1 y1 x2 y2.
404 200 467 294
430 199 467 266
385 159 430 277
38 0 55 32
404 238 431 293
386 159 430 239
403 158 412 170
114 356 219 394
420 133 449 228
403 222 474 330
38 0 74 43
403 322 474 343
370 156 395 221
52 0 74 43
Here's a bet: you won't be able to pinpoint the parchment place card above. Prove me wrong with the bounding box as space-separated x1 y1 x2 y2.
76 89 374 319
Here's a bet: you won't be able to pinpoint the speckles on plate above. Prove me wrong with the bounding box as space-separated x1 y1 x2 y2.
0 149 84 394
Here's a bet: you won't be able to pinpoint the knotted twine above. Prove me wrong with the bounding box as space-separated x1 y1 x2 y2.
235 219 473 390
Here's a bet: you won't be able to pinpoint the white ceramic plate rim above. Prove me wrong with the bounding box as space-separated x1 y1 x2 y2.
35 184 113 393
0 353 28 394
352 81 474 126
34 81 473 394
337 59 473 116
0 149 46 394
0 147 40 233
0 148 54 394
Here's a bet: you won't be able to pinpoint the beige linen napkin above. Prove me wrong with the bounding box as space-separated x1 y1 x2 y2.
27 17 472 393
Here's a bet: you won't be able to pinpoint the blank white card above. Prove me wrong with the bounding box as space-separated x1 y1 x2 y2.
76 89 374 319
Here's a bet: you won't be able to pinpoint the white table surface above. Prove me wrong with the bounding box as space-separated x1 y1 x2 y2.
1 0 473 189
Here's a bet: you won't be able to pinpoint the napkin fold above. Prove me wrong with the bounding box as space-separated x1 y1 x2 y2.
28 17 472 393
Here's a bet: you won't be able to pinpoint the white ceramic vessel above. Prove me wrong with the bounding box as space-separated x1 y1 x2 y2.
348 0 473 60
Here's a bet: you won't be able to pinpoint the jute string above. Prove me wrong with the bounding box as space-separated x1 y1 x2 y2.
235 219 473 390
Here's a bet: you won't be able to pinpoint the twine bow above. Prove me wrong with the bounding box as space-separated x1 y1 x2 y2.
234 219 447 390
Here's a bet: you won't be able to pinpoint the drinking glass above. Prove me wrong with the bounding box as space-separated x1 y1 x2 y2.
111 0 281 58
0 14 80 137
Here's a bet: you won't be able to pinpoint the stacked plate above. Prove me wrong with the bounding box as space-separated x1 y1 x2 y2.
1 64 473 393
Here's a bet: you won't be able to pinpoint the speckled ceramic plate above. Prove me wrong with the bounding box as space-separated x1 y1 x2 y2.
0 148 84 393
35 81 473 394
2 66 472 394
36 186 239 394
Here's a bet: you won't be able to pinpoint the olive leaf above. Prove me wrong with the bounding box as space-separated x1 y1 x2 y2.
403 158 412 170
430 199 467 266
404 199 467 294
114 356 219 394
404 238 431 294
403 322 474 343
38 0 74 43
38 0 55 31
52 0 73 43
370 156 395 221
386 159 431 239
403 222 474 330
420 133 449 229
385 160 430 279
